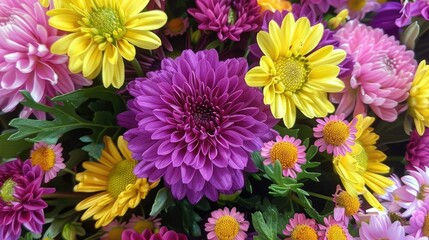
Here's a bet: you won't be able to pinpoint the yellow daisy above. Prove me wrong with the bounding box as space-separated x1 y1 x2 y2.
257 0 292 13
74 136 159 228
47 0 167 88
245 13 346 128
407 60 429 136
332 114 393 210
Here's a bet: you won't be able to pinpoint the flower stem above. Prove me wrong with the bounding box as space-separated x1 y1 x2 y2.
307 191 333 201
62 167 76 175
131 58 144 77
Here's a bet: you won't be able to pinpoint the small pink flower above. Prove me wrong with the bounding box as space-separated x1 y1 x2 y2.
30 142 65 183
358 214 405 240
400 167 429 217
164 17 189 37
126 214 162 233
261 135 306 178
283 213 318 240
332 185 362 222
313 114 357 156
205 207 249 240
318 215 353 240
101 220 126 240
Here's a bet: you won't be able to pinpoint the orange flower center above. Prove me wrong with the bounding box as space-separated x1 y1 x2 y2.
423 214 429 237
166 18 185 34
270 141 299 168
291 224 318 240
326 224 347 240
30 146 56 171
134 220 155 233
257 0 292 13
107 226 125 240
323 121 350 146
214 215 239 240
347 0 366 11
336 191 360 216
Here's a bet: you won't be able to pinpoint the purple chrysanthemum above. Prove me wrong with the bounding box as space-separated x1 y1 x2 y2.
406 129 429 171
396 1 429 27
121 226 188 240
369 2 402 39
0 159 54 240
188 0 261 42
119 49 276 204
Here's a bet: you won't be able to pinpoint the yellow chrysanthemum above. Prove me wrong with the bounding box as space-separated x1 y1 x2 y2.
333 114 393 210
74 136 159 228
257 0 292 13
407 60 429 136
245 13 346 128
47 0 167 88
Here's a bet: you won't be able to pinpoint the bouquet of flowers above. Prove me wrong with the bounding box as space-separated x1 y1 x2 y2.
2 0 429 239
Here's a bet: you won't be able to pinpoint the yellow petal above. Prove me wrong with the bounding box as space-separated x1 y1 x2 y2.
121 0 149 16
117 39 136 61
82 43 102 78
102 46 125 88
307 45 334 63
260 56 275 73
68 55 83 74
257 31 279 60
263 84 275 104
268 20 282 53
68 35 92 57
117 136 133 161
309 48 346 68
363 191 384 211
50 32 82 54
125 10 168 31
291 17 310 52
283 97 296 128
125 30 161 50
280 13 295 54
245 67 271 87
300 23 323 55
270 93 286 118
47 9 81 32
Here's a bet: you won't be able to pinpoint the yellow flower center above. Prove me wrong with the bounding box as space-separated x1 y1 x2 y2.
326 224 347 240
274 57 309 94
0 178 16 202
270 142 298 169
166 18 185 34
107 226 124 240
134 220 155 233
347 0 366 11
257 0 292 13
30 146 56 172
214 215 240 240
107 160 137 197
349 142 368 174
323 121 350 146
423 214 429 237
418 185 429 200
336 191 360 216
84 7 124 43
291 224 318 240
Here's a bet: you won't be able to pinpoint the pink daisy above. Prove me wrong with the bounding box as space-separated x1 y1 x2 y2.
332 185 362 222
261 135 306 178
101 220 126 240
29 142 65 183
331 20 416 122
406 202 429 238
378 174 412 214
125 215 162 233
329 0 380 19
399 167 429 217
0 0 91 120
283 213 318 240
318 215 353 240
358 214 405 240
313 114 357 156
164 17 189 37
205 207 250 240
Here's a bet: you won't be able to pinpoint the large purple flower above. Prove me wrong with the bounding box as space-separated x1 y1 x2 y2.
0 159 54 240
188 0 261 42
119 49 276 204
406 129 429 171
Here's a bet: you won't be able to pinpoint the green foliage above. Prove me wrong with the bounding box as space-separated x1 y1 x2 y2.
0 130 33 160
178 200 202 237
252 199 291 240
150 187 175 217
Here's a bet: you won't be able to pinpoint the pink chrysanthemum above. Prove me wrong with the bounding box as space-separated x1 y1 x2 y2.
0 159 54 240
313 114 357 156
406 202 429 238
358 214 405 240
329 0 379 19
318 215 353 240
101 220 126 240
121 226 188 240
29 142 65 183
399 167 429 217
261 135 306 178
0 0 90 119
126 215 162 233
406 129 429 171
205 207 250 240
378 174 411 214
283 213 318 240
331 20 416 122
188 0 261 42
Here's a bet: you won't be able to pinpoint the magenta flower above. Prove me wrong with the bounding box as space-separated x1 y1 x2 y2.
406 129 429 171
260 135 306 178
396 1 429 27
283 213 318 240
331 20 416 122
119 49 276 204
121 226 187 240
188 0 261 42
0 0 91 119
205 207 250 240
358 214 405 240
406 202 429 238
0 159 54 240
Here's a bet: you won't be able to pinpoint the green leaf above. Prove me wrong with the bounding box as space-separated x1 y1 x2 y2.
273 125 299 138
0 130 33 158
150 187 175 216
8 91 121 144
297 192 323 222
252 211 273 240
